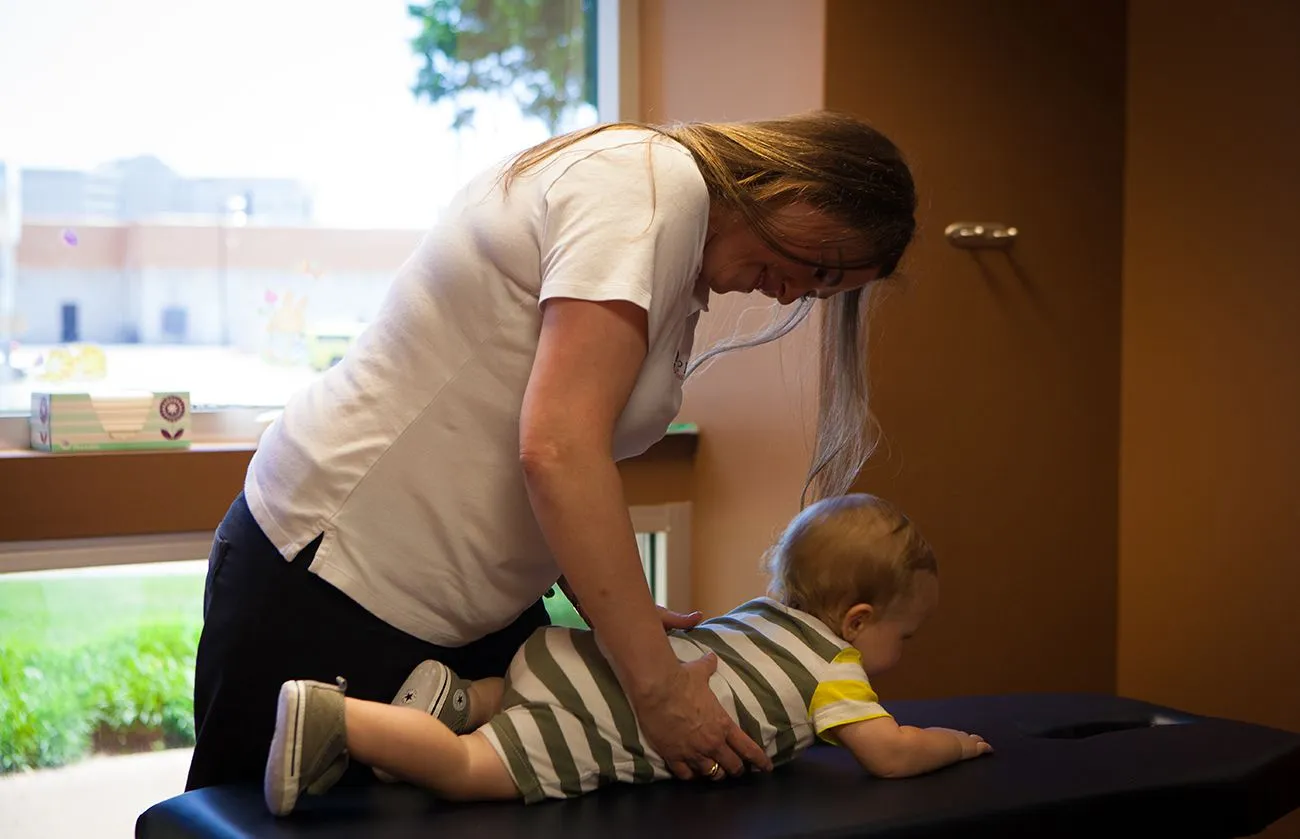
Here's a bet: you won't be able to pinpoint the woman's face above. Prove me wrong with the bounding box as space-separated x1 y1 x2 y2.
700 203 880 304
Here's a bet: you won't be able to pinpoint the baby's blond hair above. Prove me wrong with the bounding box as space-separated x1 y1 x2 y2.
765 494 937 629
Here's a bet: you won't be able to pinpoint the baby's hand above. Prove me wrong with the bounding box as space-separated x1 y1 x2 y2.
928 727 993 760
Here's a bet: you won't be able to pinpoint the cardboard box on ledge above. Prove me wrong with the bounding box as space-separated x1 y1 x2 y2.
29 391 193 452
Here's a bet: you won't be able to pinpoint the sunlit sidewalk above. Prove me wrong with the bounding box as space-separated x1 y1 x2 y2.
0 748 192 839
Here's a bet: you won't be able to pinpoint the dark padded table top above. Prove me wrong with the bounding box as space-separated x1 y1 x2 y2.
136 692 1300 839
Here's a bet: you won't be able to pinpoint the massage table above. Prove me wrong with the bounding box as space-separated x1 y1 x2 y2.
136 692 1300 838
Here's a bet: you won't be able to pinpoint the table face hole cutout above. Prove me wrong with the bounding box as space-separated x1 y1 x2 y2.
1029 713 1196 739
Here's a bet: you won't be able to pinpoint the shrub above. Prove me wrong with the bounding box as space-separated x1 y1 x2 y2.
0 646 91 772
0 620 200 774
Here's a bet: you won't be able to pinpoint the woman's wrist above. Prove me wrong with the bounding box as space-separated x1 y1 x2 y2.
621 651 683 704
583 603 682 703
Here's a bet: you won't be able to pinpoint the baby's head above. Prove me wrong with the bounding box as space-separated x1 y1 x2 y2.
765 493 938 677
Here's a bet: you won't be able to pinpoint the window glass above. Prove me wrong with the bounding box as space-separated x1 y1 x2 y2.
0 0 599 414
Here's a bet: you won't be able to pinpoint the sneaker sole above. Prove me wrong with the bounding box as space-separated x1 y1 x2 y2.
265 680 307 816
397 660 451 716
374 661 452 783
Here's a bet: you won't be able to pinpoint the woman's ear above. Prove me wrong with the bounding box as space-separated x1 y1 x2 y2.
840 603 874 640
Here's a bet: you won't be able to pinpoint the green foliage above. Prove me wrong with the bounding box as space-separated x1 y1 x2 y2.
82 622 201 749
407 0 597 132
0 621 200 774
0 648 91 772
543 583 588 629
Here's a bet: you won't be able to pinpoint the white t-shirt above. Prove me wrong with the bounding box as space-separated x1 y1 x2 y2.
244 128 711 647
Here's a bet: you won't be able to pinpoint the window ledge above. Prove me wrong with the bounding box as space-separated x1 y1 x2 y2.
0 424 698 542
0 441 256 460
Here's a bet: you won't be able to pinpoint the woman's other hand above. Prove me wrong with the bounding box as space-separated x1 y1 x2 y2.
656 606 703 631
558 576 701 633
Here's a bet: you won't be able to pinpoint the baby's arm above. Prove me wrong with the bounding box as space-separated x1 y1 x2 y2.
832 715 991 778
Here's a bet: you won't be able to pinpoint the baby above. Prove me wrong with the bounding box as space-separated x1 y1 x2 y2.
264 493 991 814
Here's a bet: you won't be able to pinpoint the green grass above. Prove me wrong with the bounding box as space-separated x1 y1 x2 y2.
0 570 204 648
0 566 205 774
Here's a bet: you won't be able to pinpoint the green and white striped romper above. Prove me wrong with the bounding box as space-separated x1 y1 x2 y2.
478 596 890 803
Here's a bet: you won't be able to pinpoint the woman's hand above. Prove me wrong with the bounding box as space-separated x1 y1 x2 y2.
656 606 703 632
631 652 773 781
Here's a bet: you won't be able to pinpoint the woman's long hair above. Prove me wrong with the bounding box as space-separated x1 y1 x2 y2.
504 111 917 505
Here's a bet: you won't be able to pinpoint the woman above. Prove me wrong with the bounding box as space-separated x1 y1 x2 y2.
187 109 917 791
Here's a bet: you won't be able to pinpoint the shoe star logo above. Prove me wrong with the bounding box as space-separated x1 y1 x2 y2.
403 690 417 704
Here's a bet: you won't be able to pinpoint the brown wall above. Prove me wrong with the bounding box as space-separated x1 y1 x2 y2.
1121 8 1300 834
818 1 1126 699
643 0 1126 701
1119 0 1300 751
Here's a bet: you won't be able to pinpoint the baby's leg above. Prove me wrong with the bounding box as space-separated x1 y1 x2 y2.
345 698 517 800
467 677 504 728
374 661 506 784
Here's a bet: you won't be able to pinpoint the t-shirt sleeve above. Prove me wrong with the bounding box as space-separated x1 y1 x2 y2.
809 647 892 745
537 136 709 314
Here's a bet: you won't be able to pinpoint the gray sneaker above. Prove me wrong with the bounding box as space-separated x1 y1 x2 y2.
264 677 350 816
373 660 471 783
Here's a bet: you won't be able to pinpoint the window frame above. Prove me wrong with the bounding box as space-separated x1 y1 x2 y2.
0 1 674 548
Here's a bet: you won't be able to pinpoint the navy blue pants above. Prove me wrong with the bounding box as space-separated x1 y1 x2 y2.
186 492 550 791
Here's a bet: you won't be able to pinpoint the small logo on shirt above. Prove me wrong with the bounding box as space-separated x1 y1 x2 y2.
673 351 687 380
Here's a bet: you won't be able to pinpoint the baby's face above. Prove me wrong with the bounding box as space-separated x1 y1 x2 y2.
852 571 939 677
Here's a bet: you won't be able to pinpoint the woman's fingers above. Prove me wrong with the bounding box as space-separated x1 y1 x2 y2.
656 605 704 631
726 721 773 772
697 757 729 781
666 758 694 781
694 744 744 779
636 654 774 784
679 654 770 777
689 650 719 672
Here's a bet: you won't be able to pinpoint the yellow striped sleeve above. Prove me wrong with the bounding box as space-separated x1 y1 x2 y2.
811 678 879 709
814 710 894 745
824 646 868 679
809 647 890 745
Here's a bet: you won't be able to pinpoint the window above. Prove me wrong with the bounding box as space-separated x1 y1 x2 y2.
0 2 637 835
0 0 614 419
